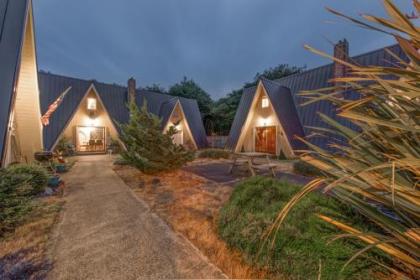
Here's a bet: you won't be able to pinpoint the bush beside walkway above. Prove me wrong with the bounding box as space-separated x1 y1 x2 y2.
218 176 388 279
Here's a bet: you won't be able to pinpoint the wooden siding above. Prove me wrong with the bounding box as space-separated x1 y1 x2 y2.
6 5 42 164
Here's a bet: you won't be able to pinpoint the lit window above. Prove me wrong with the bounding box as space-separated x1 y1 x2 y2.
87 98 97 110
261 97 269 108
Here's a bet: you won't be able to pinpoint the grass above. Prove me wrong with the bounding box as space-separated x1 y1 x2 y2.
0 195 64 279
293 160 321 177
218 176 387 279
197 149 231 159
0 163 65 278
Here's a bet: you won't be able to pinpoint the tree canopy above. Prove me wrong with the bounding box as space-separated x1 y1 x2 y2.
169 77 213 114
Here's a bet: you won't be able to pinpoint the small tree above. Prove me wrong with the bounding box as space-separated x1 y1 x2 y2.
119 102 194 174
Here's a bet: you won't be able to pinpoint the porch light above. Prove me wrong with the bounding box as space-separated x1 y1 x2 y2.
87 98 97 110
261 97 269 108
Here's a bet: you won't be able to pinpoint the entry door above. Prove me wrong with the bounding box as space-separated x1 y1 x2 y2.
173 130 183 145
255 126 276 154
76 126 106 153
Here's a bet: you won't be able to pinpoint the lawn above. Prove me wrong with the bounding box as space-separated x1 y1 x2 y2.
218 176 388 279
0 163 65 279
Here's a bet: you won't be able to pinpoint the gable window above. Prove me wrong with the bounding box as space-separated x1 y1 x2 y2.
87 98 97 110
261 97 269 108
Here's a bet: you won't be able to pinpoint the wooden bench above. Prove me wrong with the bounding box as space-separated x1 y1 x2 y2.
229 152 278 177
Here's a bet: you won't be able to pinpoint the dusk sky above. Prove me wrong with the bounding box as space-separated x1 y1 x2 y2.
33 0 413 99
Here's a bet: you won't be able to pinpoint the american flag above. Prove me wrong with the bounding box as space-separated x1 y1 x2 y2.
41 86 72 126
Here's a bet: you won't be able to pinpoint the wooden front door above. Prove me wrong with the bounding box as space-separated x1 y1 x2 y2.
255 126 276 154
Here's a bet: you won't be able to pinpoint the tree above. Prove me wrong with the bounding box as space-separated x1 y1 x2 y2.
168 77 213 113
169 77 214 133
210 89 243 135
143 84 166 93
119 102 193 174
245 64 304 88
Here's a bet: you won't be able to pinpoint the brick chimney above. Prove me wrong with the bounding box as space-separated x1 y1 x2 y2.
127 77 136 104
333 39 349 81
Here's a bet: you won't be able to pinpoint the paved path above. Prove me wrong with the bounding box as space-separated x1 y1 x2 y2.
48 155 225 280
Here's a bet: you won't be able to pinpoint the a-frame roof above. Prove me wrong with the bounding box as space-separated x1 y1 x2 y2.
225 79 305 152
227 44 407 152
0 0 31 161
38 71 208 150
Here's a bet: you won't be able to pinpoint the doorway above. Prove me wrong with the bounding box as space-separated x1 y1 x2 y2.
255 126 276 154
173 129 183 145
76 126 106 153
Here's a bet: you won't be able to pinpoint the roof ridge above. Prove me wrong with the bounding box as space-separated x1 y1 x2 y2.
38 70 127 89
274 43 400 83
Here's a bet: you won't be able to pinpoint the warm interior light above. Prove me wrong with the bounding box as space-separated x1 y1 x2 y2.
261 97 269 108
87 98 97 110
258 116 272 127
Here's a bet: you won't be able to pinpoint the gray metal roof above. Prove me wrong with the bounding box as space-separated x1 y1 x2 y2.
225 79 305 152
0 0 30 161
261 78 306 150
227 44 407 152
39 72 208 150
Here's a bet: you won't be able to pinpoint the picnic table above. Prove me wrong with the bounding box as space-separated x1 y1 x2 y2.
228 152 277 177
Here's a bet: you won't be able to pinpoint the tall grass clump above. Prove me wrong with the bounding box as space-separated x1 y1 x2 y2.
270 1 419 278
219 177 385 279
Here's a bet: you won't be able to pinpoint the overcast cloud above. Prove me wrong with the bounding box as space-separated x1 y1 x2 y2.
33 0 413 99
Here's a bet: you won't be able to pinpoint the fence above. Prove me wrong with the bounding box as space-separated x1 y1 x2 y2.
206 136 228 149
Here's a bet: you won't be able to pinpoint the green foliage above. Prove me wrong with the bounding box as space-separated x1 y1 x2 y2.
169 77 214 132
197 149 231 159
275 1 420 277
55 137 75 156
218 177 385 279
108 138 123 154
119 101 194 174
169 77 213 115
6 164 49 195
210 89 243 135
245 64 305 88
293 160 321 177
0 164 49 236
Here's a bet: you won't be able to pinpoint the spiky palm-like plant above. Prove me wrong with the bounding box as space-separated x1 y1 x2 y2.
269 0 419 277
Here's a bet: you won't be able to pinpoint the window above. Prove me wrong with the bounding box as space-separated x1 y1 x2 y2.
87 98 97 110
261 97 269 108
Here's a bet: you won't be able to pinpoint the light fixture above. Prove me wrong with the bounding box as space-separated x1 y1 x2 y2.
87 97 97 110
262 97 269 108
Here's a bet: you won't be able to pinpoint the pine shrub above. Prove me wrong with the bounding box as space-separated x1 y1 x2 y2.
119 102 194 174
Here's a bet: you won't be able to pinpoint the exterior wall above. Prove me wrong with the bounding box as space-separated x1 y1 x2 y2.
238 86 293 157
165 103 196 150
8 6 43 164
59 88 119 152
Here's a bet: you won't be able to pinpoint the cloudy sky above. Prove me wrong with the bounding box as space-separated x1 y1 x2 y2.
33 0 413 99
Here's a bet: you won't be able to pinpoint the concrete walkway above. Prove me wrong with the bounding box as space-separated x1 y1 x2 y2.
48 155 225 280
